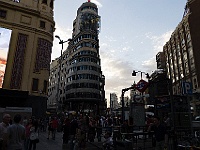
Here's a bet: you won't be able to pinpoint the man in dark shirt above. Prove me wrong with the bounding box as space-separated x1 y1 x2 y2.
148 116 168 150
69 117 78 150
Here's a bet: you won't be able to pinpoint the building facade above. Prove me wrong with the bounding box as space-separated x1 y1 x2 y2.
48 1 105 115
161 0 200 115
110 93 119 111
0 0 55 117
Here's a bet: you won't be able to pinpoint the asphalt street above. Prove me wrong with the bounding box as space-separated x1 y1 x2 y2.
36 131 104 150
37 131 63 150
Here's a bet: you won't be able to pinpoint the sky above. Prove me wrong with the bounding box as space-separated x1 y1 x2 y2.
52 0 187 102
0 0 188 104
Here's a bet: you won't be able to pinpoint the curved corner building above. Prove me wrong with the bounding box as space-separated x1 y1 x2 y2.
62 1 105 114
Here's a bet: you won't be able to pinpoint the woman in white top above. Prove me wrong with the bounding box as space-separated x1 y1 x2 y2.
28 120 38 150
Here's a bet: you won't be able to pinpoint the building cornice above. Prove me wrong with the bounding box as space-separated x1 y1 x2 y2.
0 1 55 24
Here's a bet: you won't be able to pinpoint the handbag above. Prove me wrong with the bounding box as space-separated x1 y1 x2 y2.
30 132 38 140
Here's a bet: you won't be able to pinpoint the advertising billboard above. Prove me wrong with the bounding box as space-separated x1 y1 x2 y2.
0 27 12 88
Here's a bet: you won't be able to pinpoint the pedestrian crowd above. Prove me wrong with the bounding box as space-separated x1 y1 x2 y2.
60 113 122 150
0 112 117 150
0 112 170 150
0 113 49 150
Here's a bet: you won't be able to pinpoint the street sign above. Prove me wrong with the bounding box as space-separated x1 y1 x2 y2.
135 79 149 93
182 81 192 95
131 103 145 126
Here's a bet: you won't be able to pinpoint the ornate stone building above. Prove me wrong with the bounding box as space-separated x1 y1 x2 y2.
0 0 55 117
157 0 200 116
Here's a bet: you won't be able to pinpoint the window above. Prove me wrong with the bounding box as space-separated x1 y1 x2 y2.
183 52 187 61
188 48 193 58
50 0 54 8
186 33 191 41
43 80 48 93
42 0 47 4
32 78 39 91
40 21 46 29
193 78 198 89
0 10 7 19
50 25 54 33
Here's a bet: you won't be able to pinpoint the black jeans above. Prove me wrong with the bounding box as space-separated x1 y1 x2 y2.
0 140 2 150
28 140 36 150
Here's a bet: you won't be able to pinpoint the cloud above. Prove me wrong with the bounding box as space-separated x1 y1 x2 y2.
0 43 9 49
141 30 172 73
146 31 172 54
104 35 117 42
142 57 157 73
100 49 140 102
122 46 131 52
52 25 72 60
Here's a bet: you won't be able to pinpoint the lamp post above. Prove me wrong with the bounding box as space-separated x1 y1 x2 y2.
55 35 71 113
131 70 149 126
121 86 135 123
132 70 150 79
132 70 150 102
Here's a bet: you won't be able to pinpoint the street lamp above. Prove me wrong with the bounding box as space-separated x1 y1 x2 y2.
131 70 149 126
132 70 150 79
55 35 71 113
132 70 150 103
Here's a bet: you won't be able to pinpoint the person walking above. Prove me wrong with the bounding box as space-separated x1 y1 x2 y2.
47 118 53 140
7 114 26 150
88 118 96 142
148 116 168 150
0 114 11 150
69 116 78 150
51 117 58 140
24 118 33 150
96 116 103 142
75 114 87 150
103 131 113 150
28 120 39 150
62 117 70 144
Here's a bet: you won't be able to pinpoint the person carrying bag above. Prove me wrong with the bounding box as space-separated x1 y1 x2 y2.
28 120 39 150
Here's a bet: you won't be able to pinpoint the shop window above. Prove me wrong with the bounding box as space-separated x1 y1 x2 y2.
32 78 39 91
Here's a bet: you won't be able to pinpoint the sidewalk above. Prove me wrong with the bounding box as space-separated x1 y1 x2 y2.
37 131 63 150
